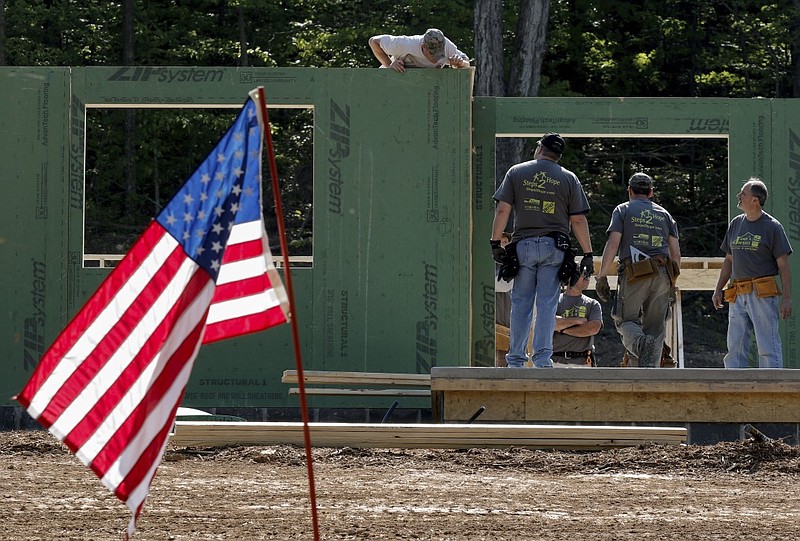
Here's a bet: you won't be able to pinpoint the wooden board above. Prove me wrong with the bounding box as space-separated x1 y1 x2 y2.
288 387 431 397
431 367 800 424
439 390 800 423
282 370 431 387
171 421 686 449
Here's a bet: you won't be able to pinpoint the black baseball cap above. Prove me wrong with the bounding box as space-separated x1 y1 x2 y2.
628 173 653 189
538 132 565 154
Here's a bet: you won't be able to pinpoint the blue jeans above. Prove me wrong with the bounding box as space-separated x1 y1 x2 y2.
724 292 783 368
506 236 564 368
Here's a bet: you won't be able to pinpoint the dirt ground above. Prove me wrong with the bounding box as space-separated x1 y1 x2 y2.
2 431 800 540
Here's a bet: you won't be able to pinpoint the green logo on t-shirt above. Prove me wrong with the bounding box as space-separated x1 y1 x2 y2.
732 232 761 250
563 305 588 318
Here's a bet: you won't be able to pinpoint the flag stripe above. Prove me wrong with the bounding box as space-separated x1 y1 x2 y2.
226 219 262 245
216 253 268 285
207 289 281 325
211 273 270 303
61 264 213 451
202 308 289 344
221 237 264 263
43 242 190 434
17 224 172 408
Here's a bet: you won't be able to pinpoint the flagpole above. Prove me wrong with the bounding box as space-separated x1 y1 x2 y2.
255 86 320 540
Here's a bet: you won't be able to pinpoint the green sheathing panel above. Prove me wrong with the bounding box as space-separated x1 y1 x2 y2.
491 97 731 137
0 69 71 406
310 69 472 389
471 98 499 366
769 100 799 368
2 67 472 408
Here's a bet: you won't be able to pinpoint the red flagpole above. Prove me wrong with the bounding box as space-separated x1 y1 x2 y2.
255 86 320 540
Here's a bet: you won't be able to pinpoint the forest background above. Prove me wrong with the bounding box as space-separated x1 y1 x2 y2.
4 0 799 366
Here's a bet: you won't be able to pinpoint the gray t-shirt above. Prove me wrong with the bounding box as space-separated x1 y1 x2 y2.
552 293 602 353
607 198 678 261
493 159 590 241
721 212 792 280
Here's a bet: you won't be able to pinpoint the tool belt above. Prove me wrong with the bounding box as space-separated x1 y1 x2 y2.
723 276 781 303
620 255 678 286
552 350 594 367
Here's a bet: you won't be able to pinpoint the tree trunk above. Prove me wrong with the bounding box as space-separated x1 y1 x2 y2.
473 0 505 97
507 0 549 98
123 0 134 65
493 0 551 185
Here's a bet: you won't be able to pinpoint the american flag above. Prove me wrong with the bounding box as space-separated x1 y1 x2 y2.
15 93 289 537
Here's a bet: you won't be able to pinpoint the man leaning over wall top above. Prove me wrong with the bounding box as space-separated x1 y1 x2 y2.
368 28 470 72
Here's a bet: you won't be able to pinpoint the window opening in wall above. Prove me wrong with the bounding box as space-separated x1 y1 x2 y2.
83 106 313 269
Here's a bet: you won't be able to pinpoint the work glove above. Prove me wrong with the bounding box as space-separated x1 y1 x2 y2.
558 249 579 287
596 276 611 302
490 240 505 263
579 253 594 277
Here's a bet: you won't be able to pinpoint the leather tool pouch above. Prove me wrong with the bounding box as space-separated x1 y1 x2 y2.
666 260 680 287
546 231 571 252
624 258 656 284
754 276 780 298
632 259 656 277
723 285 738 303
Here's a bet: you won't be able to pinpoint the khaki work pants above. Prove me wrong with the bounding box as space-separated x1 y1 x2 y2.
612 267 672 367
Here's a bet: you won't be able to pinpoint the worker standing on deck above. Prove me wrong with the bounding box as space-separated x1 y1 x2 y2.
712 177 792 368
595 173 681 368
491 133 593 368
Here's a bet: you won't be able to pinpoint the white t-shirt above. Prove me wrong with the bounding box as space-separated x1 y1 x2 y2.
375 34 468 68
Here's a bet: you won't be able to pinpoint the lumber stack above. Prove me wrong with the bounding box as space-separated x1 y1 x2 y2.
170 421 686 450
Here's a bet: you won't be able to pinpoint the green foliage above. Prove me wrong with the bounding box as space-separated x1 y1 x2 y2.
543 0 796 98
4 0 795 94
565 137 728 257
